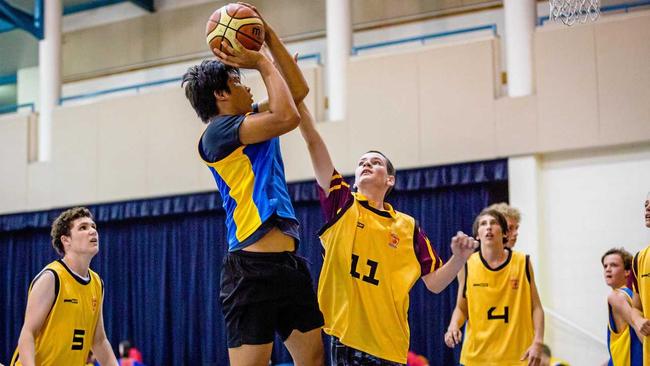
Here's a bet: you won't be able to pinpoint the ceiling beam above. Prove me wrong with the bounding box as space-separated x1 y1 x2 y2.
0 0 43 38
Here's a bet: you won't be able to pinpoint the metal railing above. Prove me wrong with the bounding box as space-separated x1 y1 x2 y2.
0 103 35 115
538 0 650 25
352 24 498 55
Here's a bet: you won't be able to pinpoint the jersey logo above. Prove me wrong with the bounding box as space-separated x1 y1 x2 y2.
642 273 650 278
357 221 365 229
92 296 98 312
63 298 79 304
388 232 400 248
472 283 488 287
510 278 519 289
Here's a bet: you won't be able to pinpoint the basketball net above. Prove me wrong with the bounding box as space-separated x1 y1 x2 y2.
549 0 600 26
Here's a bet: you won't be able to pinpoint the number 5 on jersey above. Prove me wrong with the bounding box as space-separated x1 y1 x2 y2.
71 329 85 350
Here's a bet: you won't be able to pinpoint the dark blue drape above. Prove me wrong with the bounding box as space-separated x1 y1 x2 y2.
0 159 507 365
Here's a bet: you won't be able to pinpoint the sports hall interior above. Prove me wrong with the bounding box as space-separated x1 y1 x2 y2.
0 0 649 365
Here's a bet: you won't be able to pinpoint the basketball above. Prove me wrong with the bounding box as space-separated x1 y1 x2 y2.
206 3 265 56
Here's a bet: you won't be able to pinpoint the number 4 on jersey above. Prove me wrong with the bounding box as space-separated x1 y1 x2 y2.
487 306 509 323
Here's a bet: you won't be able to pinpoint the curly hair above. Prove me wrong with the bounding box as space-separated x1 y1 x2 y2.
50 207 94 256
181 60 239 123
472 208 509 245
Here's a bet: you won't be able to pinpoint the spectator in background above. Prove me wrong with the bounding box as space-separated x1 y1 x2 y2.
118 340 144 366
406 351 429 366
540 344 570 366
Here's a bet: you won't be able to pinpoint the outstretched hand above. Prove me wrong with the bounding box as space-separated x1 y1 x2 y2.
213 39 265 69
450 231 479 260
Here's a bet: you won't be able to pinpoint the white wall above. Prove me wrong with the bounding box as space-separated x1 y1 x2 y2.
535 144 650 363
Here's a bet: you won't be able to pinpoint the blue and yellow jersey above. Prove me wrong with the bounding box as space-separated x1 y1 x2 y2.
316 170 442 364
11 260 103 366
607 286 643 366
461 249 534 366
199 111 299 251
632 246 650 363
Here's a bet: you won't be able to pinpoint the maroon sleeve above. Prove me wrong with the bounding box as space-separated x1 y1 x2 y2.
317 169 353 222
413 224 443 276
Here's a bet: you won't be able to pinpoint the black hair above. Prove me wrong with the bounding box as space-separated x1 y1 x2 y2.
181 60 239 123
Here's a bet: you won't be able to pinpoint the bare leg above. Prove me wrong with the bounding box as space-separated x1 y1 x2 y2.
228 343 274 366
284 327 325 366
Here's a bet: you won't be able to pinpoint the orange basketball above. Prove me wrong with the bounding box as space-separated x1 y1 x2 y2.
206 3 265 56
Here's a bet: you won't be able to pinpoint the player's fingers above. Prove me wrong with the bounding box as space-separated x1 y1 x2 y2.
452 330 461 345
470 238 479 249
220 41 241 57
293 52 299 63
520 350 529 361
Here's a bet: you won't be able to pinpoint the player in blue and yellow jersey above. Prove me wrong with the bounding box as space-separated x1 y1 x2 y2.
182 5 324 366
602 247 643 365
11 207 118 366
296 102 477 365
629 195 650 363
444 209 545 366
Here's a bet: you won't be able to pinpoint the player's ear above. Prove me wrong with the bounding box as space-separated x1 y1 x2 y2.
214 90 229 101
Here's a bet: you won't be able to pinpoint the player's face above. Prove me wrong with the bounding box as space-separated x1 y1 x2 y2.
476 214 503 246
645 196 650 228
354 152 394 196
505 217 519 248
603 254 628 288
227 73 253 114
63 217 99 257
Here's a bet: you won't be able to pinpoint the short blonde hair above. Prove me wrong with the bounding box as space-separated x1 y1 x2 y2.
487 202 521 223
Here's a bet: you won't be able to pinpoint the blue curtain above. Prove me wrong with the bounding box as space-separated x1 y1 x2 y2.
0 159 507 366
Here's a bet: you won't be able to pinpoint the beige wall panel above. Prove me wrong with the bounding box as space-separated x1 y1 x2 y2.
535 25 599 151
95 98 149 202
144 88 208 196
51 105 99 207
0 114 28 214
419 39 498 165
595 13 650 145
347 52 420 169
495 95 538 156
26 162 53 211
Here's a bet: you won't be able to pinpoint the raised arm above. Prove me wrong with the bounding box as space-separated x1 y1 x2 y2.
240 2 309 104
521 260 544 366
445 269 468 349
421 232 476 294
297 102 334 192
16 271 56 366
214 42 299 144
92 301 118 366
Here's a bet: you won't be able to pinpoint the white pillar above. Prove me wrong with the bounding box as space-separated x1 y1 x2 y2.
504 0 536 97
508 155 542 280
37 0 62 162
326 0 351 121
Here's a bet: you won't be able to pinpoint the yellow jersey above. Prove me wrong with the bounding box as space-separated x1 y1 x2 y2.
317 171 442 364
11 260 104 366
461 249 534 366
632 246 650 364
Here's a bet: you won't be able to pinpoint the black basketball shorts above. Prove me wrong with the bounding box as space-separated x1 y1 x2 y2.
219 250 324 348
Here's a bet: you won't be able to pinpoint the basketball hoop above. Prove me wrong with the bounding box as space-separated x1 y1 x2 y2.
549 0 600 26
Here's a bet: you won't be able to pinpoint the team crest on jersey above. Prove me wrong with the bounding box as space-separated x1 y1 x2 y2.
388 232 400 248
92 296 98 312
510 278 519 289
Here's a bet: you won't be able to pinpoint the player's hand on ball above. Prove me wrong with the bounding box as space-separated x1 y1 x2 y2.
450 231 478 260
444 327 462 348
520 342 542 366
214 39 265 69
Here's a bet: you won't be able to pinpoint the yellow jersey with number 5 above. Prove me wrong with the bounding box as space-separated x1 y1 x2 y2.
461 249 533 366
11 260 103 366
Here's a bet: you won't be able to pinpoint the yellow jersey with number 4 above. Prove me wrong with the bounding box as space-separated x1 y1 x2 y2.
11 260 103 366
461 249 533 366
